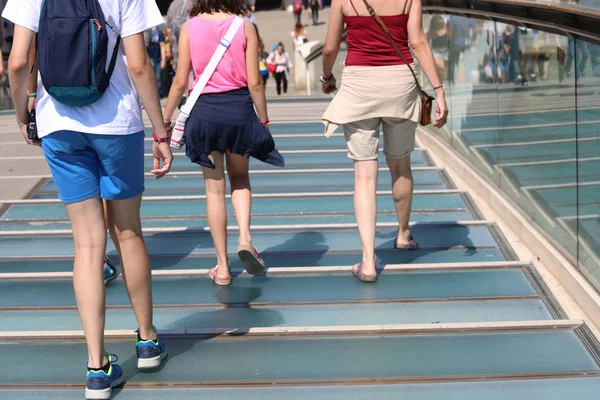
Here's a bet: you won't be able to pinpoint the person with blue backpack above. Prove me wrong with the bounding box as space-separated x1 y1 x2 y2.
4 0 173 398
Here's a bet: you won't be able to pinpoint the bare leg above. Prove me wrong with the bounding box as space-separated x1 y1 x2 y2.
65 195 108 369
226 151 252 247
387 155 413 246
353 159 379 275
203 152 230 280
106 194 155 340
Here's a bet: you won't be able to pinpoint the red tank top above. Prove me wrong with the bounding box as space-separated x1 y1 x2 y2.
345 14 413 67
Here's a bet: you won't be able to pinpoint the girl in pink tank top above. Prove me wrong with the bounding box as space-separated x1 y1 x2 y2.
164 0 284 285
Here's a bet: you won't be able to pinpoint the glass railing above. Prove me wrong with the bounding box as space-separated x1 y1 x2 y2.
415 14 600 291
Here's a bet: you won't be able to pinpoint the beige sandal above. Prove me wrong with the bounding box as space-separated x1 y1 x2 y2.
209 260 231 286
237 245 266 275
352 262 377 283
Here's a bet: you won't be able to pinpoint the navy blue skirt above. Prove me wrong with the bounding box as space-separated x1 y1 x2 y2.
184 88 285 169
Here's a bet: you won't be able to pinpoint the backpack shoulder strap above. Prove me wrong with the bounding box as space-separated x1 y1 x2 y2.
179 17 244 116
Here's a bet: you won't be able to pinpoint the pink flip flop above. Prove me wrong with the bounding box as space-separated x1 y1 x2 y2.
209 261 231 286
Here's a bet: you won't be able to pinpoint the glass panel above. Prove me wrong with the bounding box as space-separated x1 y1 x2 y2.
1 331 597 383
576 37 600 291
423 17 582 267
0 269 537 307
5 379 600 400
495 27 577 263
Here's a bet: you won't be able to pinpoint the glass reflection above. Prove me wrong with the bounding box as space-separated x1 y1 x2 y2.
419 15 600 282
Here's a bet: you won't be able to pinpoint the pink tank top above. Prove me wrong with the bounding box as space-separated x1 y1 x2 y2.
188 16 247 94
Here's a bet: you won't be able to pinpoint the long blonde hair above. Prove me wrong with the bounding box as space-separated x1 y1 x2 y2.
293 22 305 39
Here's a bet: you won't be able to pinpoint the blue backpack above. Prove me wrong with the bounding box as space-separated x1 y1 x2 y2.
37 0 121 107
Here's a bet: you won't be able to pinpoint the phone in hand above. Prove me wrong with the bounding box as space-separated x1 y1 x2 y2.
27 109 40 143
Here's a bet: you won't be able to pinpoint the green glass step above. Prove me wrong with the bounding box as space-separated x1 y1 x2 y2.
459 108 597 130
5 378 600 400
1 193 469 221
1 330 597 384
477 140 599 164
147 151 428 172
527 185 599 217
461 123 597 146
0 300 551 332
0 225 504 258
33 169 448 197
0 269 536 308
503 159 599 187
0 210 475 232
0 248 507 273
142 134 349 152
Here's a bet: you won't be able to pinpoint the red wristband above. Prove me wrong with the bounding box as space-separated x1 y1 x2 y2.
152 131 170 143
261 120 270 127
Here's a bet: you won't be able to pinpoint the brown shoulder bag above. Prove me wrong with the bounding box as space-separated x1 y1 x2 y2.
359 0 434 126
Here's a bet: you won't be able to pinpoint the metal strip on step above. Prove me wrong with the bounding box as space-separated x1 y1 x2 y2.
0 245 504 261
487 223 520 262
0 166 442 180
0 319 583 341
2 371 600 390
0 295 543 313
459 192 486 220
522 266 568 320
420 149 435 168
575 324 600 369
0 220 494 237
1 189 462 205
439 168 458 190
0 209 471 227
0 260 534 281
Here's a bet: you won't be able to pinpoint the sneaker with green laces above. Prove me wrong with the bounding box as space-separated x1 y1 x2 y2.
85 353 123 400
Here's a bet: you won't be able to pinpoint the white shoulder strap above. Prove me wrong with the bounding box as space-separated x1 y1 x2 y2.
180 17 244 116
180 0 189 17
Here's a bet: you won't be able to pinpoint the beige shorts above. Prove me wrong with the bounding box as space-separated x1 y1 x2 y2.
343 118 417 161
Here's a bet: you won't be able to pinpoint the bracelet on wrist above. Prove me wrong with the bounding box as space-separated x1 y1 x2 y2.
14 122 27 128
261 120 270 127
433 84 444 91
27 93 37 98
152 131 171 144
320 73 335 84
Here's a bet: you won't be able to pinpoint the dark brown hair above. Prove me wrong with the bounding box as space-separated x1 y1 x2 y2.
190 0 243 16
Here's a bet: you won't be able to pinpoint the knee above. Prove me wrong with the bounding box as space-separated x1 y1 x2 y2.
205 178 226 196
229 172 250 188
109 224 143 244
389 157 412 175
72 234 106 251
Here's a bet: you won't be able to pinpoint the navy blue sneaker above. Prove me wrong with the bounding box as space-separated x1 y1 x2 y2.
136 329 168 369
85 354 123 400
103 257 118 286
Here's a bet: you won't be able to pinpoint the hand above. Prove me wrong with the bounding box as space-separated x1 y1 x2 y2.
321 77 337 95
20 124 40 147
151 138 173 179
161 60 167 70
433 91 449 129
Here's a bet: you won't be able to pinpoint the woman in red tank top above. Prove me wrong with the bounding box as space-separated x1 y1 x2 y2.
321 0 448 282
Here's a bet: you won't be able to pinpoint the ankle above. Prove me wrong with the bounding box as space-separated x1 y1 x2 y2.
397 228 411 242
217 256 229 269
88 354 109 370
362 254 376 268
238 234 252 247
138 326 157 342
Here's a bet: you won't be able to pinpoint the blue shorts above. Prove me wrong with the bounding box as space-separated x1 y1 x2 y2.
42 131 145 203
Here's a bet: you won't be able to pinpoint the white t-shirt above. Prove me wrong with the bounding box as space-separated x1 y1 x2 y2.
2 0 164 138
